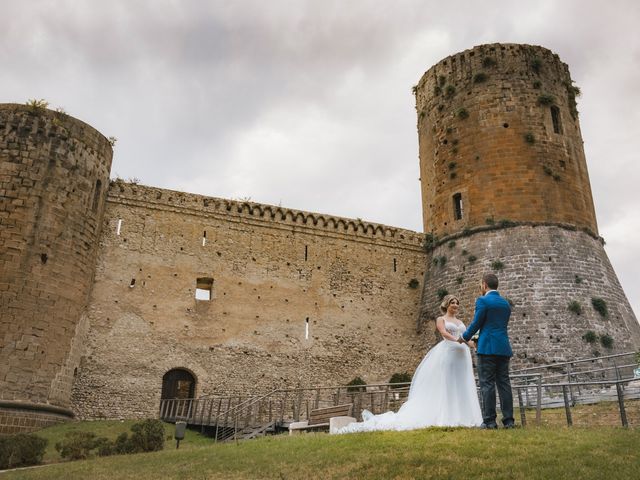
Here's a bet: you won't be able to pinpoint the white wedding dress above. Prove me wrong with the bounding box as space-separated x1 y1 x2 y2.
337 321 483 433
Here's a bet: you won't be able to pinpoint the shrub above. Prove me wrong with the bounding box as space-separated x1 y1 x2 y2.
437 255 447 267
412 85 418 95
114 432 134 455
485 217 495 225
456 108 469 120
468 255 477 263
423 232 438 251
574 274 583 284
499 219 517 228
346 376 367 392
448 162 457 170
481 57 496 68
445 85 456 97
591 298 608 317
600 334 614 349
438 75 447 86
582 330 597 344
531 57 542 73
447 240 456 248
450 172 457 180
456 276 463 284
537 94 556 106
473 72 487 83
94 437 116 457
55 431 99 461
25 98 49 110
524 132 535 144
533 80 542 89
0 434 47 469
543 165 553 176
437 288 449 300
129 419 165 453
461 249 469 256
491 260 505 271
568 301 583 315
408 278 420 289
389 372 412 388
433 85 442 96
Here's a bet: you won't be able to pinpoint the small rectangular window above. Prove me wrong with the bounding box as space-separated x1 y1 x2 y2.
116 219 123 235
453 193 463 220
195 277 213 301
551 106 562 134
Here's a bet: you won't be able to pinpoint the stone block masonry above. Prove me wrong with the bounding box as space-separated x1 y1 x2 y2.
419 224 640 367
0 104 112 433
71 182 432 419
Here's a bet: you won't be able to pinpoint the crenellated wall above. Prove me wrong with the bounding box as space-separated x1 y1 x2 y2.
71 182 431 419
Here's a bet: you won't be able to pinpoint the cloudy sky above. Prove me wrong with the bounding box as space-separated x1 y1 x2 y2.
2 0 639 316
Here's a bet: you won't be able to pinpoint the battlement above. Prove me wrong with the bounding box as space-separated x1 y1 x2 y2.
107 181 425 250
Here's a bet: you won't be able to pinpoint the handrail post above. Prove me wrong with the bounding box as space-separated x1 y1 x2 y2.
516 387 526 427
536 375 542 426
615 381 629 427
562 385 573 426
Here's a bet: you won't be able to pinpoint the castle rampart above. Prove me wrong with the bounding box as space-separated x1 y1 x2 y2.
71 182 430 419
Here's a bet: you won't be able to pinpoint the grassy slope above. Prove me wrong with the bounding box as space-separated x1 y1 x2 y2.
4 426 640 480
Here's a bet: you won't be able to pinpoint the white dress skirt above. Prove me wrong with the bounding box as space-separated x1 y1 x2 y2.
337 321 483 433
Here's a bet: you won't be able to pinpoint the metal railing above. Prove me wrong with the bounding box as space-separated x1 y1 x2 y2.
159 352 640 440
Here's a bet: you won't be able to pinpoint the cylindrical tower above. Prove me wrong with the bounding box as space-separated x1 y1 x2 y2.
0 104 112 433
415 44 640 365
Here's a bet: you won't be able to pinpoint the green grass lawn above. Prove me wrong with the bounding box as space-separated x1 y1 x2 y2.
3 425 640 480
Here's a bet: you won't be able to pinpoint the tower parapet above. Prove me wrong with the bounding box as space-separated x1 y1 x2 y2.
0 104 112 433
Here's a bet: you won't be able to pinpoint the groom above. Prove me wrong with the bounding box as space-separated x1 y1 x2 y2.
458 273 514 429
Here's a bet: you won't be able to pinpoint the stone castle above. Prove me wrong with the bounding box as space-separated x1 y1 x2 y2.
2 43 639 434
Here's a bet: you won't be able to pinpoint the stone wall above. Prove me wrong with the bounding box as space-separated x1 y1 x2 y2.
419 225 640 367
0 104 112 432
415 43 597 237
72 182 431 419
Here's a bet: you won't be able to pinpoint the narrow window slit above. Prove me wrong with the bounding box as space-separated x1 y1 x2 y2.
551 106 562 134
453 193 463 220
393 258 397 272
304 245 308 262
130 279 136 288
202 230 207 247
305 317 309 340
116 219 123 236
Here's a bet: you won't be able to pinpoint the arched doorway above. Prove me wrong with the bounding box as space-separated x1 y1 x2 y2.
161 368 196 399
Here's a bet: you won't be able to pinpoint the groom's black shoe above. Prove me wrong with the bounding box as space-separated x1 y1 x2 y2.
480 422 498 430
503 422 516 429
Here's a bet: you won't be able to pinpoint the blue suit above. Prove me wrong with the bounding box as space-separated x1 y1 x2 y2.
462 291 512 357
462 290 514 427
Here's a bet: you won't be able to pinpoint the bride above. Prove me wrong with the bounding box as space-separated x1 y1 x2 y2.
337 294 483 433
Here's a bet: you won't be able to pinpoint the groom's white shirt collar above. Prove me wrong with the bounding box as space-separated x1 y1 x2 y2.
485 289 498 295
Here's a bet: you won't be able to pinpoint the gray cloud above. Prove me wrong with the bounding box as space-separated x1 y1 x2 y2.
2 0 638 315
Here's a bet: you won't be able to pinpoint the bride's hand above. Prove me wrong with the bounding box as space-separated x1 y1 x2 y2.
467 340 475 349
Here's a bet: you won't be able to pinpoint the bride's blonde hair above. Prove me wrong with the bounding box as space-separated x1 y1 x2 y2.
440 294 460 313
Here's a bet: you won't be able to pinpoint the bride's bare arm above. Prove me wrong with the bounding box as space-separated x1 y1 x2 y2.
435 317 460 341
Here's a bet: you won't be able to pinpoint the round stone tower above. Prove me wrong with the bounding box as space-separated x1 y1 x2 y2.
415 44 640 365
0 104 112 433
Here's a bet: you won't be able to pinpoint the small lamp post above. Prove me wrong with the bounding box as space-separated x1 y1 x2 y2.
175 421 186 449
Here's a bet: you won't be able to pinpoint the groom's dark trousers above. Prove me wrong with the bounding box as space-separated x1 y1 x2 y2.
477 354 514 426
